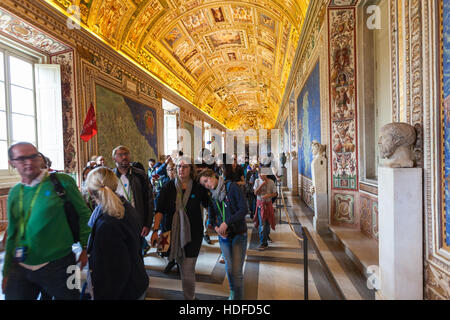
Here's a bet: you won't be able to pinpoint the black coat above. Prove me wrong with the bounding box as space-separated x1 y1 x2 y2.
87 202 149 300
114 166 154 228
155 180 210 258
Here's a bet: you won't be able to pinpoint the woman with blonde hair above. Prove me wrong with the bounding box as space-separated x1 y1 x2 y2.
85 167 149 300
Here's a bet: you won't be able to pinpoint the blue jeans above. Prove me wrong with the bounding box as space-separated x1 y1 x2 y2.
257 207 271 246
219 233 247 300
5 252 79 300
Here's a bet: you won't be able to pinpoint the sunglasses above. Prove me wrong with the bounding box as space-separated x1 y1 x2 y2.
11 153 41 163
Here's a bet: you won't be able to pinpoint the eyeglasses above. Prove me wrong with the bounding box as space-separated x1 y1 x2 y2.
167 168 176 172
115 152 130 157
11 153 41 163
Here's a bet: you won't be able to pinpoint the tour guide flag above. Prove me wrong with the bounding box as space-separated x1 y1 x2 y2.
80 103 97 142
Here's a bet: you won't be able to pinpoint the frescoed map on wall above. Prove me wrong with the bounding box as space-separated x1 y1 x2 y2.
297 62 321 179
96 84 158 168
441 0 450 249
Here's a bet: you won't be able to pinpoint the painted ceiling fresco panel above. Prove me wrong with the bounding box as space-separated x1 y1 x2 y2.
204 30 246 53
231 5 253 23
182 9 210 33
44 0 311 129
163 26 185 49
124 0 164 50
91 0 134 47
210 7 226 23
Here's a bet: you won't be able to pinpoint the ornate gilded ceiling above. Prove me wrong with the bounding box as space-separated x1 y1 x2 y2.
45 0 310 130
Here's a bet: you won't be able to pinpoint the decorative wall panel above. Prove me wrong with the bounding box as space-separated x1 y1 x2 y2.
0 7 69 55
359 193 379 241
328 7 358 191
332 193 355 224
440 0 450 251
300 176 314 210
50 51 77 174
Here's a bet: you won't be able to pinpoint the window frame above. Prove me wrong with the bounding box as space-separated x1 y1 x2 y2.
0 38 45 181
164 113 178 156
357 0 393 185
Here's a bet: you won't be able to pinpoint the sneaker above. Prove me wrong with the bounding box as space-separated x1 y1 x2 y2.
203 234 212 245
219 256 225 264
268 236 274 243
257 244 268 251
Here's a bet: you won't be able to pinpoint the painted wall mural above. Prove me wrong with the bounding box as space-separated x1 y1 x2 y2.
328 8 358 190
333 193 354 224
441 0 450 250
297 62 321 179
95 84 158 168
50 52 77 173
360 194 379 241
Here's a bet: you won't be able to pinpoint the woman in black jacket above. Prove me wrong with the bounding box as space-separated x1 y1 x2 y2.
151 156 210 300
85 167 149 300
198 168 248 300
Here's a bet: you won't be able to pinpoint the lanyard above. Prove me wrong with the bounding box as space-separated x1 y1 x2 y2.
18 177 46 241
119 176 133 202
215 200 226 223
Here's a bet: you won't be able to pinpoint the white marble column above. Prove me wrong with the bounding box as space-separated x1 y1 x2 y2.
378 167 423 300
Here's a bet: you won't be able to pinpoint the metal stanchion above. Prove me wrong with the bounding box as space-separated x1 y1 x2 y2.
279 183 308 300
276 180 283 224
302 226 308 300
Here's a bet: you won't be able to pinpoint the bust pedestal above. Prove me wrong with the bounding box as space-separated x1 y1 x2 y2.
281 167 288 187
312 156 328 233
378 167 423 300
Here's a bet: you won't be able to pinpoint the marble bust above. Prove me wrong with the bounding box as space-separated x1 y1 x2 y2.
311 140 327 194
311 140 326 159
378 123 416 168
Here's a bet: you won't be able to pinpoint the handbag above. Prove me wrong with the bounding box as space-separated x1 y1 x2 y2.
157 230 171 253
49 173 80 243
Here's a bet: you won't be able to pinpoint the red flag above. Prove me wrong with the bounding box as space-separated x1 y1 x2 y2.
80 103 97 142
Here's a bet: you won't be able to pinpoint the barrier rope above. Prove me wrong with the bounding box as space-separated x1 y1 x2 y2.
279 185 304 242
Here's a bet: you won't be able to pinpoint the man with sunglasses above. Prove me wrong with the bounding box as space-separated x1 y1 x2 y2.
2 142 91 299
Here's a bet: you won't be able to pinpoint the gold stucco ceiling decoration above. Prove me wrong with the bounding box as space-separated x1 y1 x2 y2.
46 0 310 129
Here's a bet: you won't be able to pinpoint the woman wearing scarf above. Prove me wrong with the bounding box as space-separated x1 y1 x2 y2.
151 156 210 300
197 169 248 300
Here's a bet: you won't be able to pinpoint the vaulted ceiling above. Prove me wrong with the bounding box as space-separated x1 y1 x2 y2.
45 0 310 130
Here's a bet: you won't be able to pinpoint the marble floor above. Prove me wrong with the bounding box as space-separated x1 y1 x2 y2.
142 191 375 300
0 191 375 300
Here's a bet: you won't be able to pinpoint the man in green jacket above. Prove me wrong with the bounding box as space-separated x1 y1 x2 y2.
1 142 91 300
